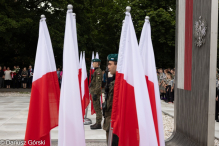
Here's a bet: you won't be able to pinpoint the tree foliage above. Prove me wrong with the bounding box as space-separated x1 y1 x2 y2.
0 0 176 69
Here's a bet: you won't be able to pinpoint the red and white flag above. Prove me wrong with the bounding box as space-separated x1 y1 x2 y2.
139 16 165 146
111 9 158 146
58 6 85 146
89 51 95 85
81 51 90 117
89 51 96 115
25 15 60 146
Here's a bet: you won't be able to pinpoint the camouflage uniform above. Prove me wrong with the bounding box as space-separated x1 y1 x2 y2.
103 79 115 142
89 67 103 124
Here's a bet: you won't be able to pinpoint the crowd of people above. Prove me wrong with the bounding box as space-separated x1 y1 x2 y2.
157 68 175 104
0 65 34 89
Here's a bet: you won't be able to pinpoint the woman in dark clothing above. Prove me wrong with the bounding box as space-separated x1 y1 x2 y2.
21 67 28 89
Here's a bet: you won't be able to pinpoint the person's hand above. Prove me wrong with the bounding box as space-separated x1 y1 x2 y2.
93 94 97 101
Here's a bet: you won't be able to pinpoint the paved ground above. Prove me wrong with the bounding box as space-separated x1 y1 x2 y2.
161 100 219 139
0 93 106 145
0 92 219 145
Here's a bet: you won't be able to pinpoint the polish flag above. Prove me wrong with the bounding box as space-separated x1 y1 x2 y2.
25 15 60 146
58 5 85 146
81 51 90 118
73 13 84 121
89 51 96 115
139 16 165 146
89 51 95 85
111 8 158 146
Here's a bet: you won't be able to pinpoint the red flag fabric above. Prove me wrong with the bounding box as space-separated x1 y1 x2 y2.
81 51 90 117
25 16 60 146
111 9 158 146
89 52 96 115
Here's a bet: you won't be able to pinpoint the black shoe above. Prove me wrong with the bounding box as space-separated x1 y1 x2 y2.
90 123 96 128
90 124 101 130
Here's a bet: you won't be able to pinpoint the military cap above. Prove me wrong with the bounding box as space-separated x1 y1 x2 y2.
107 54 118 62
92 58 101 62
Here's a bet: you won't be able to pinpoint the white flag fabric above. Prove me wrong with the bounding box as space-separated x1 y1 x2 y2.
111 10 158 146
139 17 165 146
58 7 85 146
72 13 80 70
80 51 82 69
90 51 94 69
95 52 99 59
81 51 90 117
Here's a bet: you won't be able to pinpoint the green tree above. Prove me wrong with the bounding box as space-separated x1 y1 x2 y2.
0 0 176 69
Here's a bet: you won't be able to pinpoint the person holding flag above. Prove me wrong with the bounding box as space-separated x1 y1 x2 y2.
89 58 103 129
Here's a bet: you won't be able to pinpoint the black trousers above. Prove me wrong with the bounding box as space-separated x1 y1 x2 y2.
165 85 171 102
28 77 33 88
12 77 19 88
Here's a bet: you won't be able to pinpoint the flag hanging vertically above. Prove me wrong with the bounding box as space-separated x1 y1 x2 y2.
111 7 158 146
81 51 90 118
139 16 165 146
89 51 95 85
58 5 85 146
25 15 60 146
90 51 96 115
79 51 83 111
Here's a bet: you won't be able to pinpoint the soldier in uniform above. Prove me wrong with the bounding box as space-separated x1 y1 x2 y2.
89 58 103 129
103 54 118 144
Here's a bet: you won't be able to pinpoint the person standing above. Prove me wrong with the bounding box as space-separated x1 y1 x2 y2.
16 66 21 88
2 66 6 88
28 65 34 88
103 54 118 144
0 66 4 88
3 66 6 72
12 66 17 89
89 58 103 129
4 67 13 89
21 67 28 89
159 69 165 100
